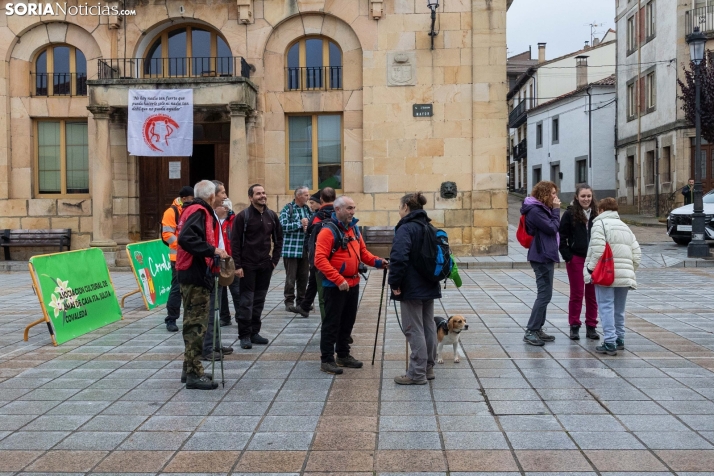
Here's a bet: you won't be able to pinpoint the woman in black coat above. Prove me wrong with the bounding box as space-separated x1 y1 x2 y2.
558 183 599 341
389 192 442 385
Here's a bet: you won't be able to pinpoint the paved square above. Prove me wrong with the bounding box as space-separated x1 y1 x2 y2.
1 264 714 474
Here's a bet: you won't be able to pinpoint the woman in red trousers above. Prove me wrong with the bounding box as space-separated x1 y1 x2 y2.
559 184 599 341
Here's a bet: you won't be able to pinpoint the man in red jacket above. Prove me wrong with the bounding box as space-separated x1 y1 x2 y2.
314 196 387 375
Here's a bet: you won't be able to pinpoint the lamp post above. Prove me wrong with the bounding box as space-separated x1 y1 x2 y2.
686 27 711 258
427 0 439 50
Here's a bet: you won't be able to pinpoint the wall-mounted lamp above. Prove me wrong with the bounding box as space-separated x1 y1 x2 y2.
427 0 439 50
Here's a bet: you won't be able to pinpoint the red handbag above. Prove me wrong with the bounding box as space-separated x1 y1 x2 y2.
591 222 615 286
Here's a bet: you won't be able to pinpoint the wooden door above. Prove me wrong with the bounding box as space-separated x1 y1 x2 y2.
690 143 714 194
139 157 190 240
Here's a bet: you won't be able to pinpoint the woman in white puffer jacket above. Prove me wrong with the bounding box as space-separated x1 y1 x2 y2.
584 198 641 356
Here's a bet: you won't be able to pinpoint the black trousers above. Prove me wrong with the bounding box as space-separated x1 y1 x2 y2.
300 266 318 311
320 285 359 363
237 265 273 339
165 262 182 323
220 279 241 322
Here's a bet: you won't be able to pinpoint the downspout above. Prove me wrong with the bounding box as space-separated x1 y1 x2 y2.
637 0 642 213
655 137 660 216
587 87 593 186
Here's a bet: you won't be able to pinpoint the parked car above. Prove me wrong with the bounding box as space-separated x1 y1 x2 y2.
667 190 714 245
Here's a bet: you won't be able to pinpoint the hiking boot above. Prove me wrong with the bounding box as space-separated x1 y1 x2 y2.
220 345 233 356
536 329 555 342
596 342 618 356
336 355 363 368
288 304 310 318
251 334 269 345
426 366 435 381
586 326 600 340
201 351 223 361
523 330 545 346
285 304 293 312
320 362 343 375
219 319 232 327
166 321 179 332
185 373 218 390
240 337 252 349
569 325 580 341
394 375 427 385
181 370 211 383
616 338 625 350
347 336 354 344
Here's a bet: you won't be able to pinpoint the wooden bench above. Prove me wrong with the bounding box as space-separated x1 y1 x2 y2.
362 226 395 258
1 229 72 260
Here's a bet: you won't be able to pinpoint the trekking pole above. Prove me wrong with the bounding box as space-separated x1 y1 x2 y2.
211 273 218 383
371 268 388 366
211 257 225 388
216 281 225 388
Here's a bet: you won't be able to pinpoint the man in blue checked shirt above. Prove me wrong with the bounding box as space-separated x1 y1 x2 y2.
280 186 313 312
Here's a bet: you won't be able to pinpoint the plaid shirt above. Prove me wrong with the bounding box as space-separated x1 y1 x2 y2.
279 201 312 258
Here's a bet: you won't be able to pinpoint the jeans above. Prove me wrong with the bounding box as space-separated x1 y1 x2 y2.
565 255 598 328
237 265 274 339
220 279 241 322
320 285 359 363
595 285 628 344
400 299 436 381
299 267 326 319
527 261 555 331
165 262 182 323
283 256 310 306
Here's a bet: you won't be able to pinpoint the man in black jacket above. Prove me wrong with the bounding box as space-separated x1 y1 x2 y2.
231 184 283 350
177 180 228 390
682 178 695 205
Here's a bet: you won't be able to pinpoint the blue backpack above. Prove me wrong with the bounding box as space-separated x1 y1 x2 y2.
412 223 453 282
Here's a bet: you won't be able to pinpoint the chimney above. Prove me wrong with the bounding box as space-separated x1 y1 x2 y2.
576 55 588 89
584 41 590 50
593 37 601 47
538 43 546 63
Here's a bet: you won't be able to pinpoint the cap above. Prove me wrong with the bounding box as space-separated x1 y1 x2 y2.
309 190 322 202
179 186 194 198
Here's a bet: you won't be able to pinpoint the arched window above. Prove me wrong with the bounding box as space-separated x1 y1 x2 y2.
143 26 233 77
33 45 87 96
286 37 342 91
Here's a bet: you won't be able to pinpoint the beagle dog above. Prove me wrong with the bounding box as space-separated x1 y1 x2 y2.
435 315 468 364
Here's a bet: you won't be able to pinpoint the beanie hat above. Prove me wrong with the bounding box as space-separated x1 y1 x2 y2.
179 186 194 198
309 190 322 202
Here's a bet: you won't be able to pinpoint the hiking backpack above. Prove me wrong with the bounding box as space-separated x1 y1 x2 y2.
516 214 533 249
412 223 453 282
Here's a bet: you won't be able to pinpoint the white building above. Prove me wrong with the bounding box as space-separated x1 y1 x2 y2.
527 76 616 205
615 0 714 215
507 31 616 193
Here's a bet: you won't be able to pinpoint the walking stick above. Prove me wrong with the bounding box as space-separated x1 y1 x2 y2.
371 268 388 366
211 258 225 388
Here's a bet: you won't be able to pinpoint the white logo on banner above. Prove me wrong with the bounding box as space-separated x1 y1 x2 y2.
128 89 193 156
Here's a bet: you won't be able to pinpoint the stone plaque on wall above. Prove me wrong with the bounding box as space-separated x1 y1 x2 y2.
387 51 417 87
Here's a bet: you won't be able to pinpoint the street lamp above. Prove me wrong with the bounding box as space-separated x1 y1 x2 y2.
427 0 439 50
686 27 711 258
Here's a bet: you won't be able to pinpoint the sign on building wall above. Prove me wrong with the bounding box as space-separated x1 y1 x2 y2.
128 89 193 156
126 240 173 311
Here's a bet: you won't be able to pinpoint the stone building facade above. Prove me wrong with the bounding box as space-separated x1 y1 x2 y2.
0 0 510 265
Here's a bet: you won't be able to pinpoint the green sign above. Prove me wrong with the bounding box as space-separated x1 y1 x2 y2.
126 239 173 310
29 248 122 345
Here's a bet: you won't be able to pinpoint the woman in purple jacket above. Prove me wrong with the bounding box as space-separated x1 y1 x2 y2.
520 181 561 346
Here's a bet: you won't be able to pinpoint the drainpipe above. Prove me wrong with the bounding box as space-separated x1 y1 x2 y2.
637 0 642 214
587 87 593 185
655 137 660 217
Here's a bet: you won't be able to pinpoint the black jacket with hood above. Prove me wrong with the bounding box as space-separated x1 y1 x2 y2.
558 206 596 262
388 210 442 302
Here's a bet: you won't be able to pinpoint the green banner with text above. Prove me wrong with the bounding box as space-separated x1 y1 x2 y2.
29 248 122 345
126 240 173 310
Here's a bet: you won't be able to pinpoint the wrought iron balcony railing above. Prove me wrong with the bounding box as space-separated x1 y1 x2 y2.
286 66 343 91
509 99 527 129
31 72 87 97
686 3 714 36
97 57 251 80
513 139 527 161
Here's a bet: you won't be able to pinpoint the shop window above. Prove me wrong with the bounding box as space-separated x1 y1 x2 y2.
33 45 86 96
286 37 342 91
287 114 342 191
36 120 89 196
143 26 233 77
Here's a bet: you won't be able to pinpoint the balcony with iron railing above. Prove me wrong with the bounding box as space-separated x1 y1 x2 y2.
513 139 527 161
31 72 87 97
509 99 527 129
97 57 251 80
285 66 343 91
686 2 714 36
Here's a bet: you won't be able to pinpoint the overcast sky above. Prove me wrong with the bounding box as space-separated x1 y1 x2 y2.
507 0 617 60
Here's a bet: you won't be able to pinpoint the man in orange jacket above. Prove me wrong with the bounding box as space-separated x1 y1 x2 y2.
162 185 194 332
314 195 387 375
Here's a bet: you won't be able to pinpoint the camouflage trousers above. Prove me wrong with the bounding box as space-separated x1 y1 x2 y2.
180 284 210 377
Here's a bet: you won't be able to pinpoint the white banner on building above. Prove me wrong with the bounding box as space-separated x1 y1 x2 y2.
128 89 193 156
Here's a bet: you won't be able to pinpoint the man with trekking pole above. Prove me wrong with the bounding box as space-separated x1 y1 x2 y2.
314 195 388 375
